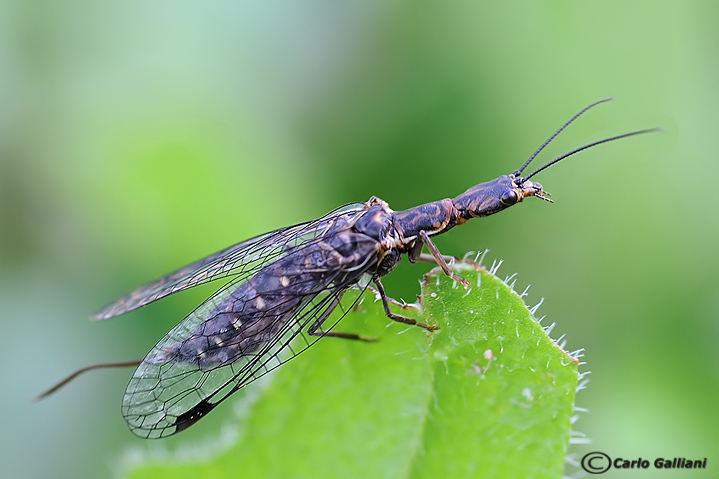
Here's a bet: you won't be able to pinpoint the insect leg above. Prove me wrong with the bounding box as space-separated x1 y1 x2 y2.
307 291 378 342
413 253 459 267
407 240 458 267
418 230 470 288
365 284 420 311
373 276 438 332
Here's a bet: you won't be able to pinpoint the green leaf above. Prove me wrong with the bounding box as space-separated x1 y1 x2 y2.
413 261 579 478
125 261 579 479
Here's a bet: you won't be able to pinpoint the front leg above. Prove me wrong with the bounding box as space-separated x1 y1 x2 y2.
410 231 470 288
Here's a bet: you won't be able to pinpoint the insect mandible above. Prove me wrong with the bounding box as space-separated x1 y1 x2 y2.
38 97 657 438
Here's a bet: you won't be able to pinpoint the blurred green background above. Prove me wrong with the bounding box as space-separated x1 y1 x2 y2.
1 1 716 478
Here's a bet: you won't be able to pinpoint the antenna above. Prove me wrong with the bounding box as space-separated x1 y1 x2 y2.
524 128 661 181
516 97 614 175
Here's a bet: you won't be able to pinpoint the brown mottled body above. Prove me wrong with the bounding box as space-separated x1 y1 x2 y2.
160 177 545 371
39 97 657 438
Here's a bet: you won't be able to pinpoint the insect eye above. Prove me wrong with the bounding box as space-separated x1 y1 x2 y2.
501 190 518 205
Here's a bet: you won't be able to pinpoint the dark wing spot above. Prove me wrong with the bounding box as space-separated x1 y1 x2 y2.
174 398 218 433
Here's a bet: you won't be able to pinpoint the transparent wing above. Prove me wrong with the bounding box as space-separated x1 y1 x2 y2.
93 203 366 319
122 273 371 439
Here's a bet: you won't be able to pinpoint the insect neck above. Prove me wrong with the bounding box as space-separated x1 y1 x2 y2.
392 198 460 241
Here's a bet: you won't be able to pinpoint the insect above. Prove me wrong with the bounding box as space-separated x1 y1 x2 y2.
39 97 657 439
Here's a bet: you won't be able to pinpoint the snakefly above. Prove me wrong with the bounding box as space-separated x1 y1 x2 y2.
38 97 657 438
